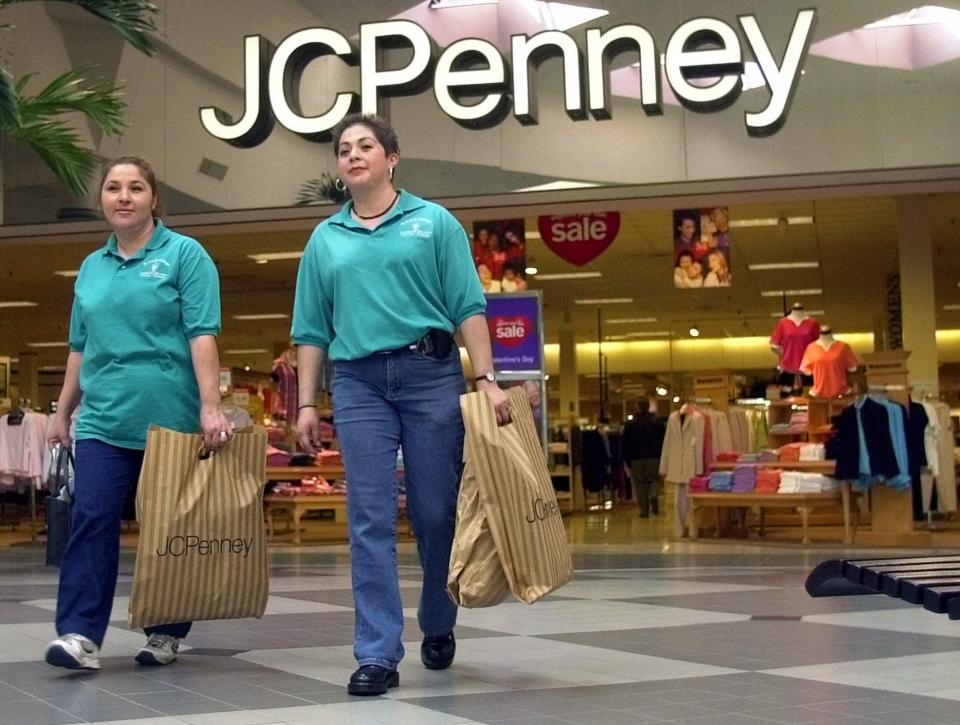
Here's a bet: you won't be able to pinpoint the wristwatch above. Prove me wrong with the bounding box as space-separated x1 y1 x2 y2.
474 372 496 384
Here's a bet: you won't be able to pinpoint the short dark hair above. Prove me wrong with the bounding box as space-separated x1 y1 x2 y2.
677 212 697 226
636 398 651 414
331 113 400 156
676 251 693 266
98 156 163 218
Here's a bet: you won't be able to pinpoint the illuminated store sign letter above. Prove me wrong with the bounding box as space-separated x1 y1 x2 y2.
586 25 661 119
199 36 275 147
664 18 743 112
434 38 510 128
512 31 586 124
360 20 434 115
739 9 817 136
267 28 358 141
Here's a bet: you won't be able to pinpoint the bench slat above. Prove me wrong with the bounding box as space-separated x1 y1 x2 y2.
923 585 960 613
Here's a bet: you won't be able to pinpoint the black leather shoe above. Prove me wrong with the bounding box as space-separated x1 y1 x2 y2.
421 631 456 670
347 665 399 696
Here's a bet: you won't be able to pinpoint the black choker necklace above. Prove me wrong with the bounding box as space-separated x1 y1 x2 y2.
353 191 399 220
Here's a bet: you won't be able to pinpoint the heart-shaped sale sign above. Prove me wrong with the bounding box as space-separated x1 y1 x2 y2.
490 315 532 348
538 212 620 266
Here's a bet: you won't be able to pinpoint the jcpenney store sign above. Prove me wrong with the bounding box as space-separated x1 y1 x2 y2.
200 9 816 146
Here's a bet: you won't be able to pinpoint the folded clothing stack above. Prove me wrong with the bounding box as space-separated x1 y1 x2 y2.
787 411 809 433
778 472 840 493
732 466 757 492
758 449 780 462
778 443 804 462
769 423 791 434
737 452 761 463
798 443 825 461
755 469 782 492
708 471 735 492
717 451 742 463
316 449 343 465
267 445 291 467
689 475 711 493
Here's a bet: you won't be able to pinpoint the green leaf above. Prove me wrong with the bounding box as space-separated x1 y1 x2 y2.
0 0 159 55
8 117 99 195
17 67 126 136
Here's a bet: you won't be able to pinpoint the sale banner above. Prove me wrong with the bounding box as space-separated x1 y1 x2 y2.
485 294 542 374
537 212 619 266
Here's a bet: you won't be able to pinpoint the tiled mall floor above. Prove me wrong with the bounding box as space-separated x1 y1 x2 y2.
4 530 960 724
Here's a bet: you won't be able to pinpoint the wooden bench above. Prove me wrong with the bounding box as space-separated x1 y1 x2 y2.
688 486 854 545
807 556 960 617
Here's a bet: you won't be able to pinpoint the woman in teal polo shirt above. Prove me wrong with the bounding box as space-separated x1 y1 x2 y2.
44 157 233 672
292 114 510 696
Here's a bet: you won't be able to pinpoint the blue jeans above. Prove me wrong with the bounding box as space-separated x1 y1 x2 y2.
333 346 466 669
56 438 191 647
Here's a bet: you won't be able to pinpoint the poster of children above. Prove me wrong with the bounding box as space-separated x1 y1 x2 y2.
672 207 732 289
472 219 528 293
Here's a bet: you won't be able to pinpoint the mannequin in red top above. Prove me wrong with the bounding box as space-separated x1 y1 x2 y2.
770 302 819 395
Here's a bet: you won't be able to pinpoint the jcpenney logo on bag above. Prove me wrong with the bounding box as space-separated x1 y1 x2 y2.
525 497 561 524
156 535 254 558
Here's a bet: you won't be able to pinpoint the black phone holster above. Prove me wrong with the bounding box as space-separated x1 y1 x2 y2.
415 329 455 360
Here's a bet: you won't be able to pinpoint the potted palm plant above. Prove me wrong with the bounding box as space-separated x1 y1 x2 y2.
0 0 159 223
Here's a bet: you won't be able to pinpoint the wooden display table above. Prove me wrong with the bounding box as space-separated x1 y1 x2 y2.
264 494 348 544
711 461 836 474
265 464 345 481
688 485 853 545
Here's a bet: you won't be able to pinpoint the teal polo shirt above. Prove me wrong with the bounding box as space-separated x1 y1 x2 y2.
69 221 221 449
291 190 486 360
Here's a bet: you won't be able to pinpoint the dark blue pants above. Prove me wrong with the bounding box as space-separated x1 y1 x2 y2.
55 438 191 647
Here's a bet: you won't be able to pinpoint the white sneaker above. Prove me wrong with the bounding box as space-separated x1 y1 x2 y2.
45 633 100 670
135 633 180 666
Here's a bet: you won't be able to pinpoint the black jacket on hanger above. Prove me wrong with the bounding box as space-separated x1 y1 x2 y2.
580 429 610 493
834 398 900 482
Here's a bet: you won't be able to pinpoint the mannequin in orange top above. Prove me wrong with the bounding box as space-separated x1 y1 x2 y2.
800 326 859 398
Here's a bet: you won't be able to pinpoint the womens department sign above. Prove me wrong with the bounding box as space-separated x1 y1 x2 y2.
486 293 543 374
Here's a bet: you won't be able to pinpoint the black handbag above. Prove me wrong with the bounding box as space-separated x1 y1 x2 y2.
45 446 74 567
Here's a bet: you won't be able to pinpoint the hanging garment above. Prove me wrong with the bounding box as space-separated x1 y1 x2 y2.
271 357 298 420
659 410 705 484
0 411 48 487
580 429 610 493
834 397 898 484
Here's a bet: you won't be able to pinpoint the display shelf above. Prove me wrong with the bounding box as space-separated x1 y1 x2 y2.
711 460 836 474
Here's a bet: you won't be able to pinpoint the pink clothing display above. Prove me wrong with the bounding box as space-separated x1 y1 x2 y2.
0 411 48 487
770 316 820 373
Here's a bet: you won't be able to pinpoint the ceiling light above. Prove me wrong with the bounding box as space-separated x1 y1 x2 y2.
655 386 668 396
760 288 823 297
574 297 633 305
728 216 815 228
689 325 700 337
526 231 541 240
769 309 825 317
428 0 497 8
524 266 539 275
0 301 38 308
513 180 601 192
233 313 290 320
247 252 303 262
53 270 79 277
224 348 268 354
535 271 602 280
606 318 658 324
672 395 681 403
747 262 820 271
943 304 960 311
40 366 66 372
27 341 69 348
628 331 673 338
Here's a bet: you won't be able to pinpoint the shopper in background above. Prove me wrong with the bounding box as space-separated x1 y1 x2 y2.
623 399 666 517
44 157 232 671
292 114 510 696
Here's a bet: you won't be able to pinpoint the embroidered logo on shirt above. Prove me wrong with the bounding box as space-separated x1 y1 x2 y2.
399 217 433 238
140 258 170 280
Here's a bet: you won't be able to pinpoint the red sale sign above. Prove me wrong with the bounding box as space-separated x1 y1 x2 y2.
538 212 620 266
490 315 532 348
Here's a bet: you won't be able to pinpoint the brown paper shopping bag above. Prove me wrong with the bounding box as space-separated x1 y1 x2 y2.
129 426 269 629
449 388 573 606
